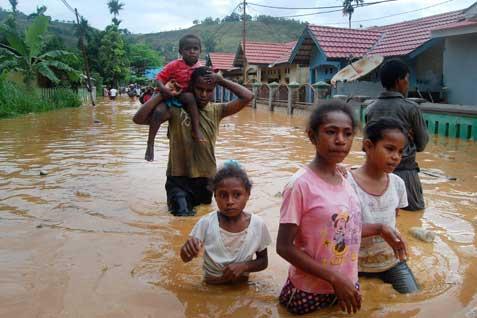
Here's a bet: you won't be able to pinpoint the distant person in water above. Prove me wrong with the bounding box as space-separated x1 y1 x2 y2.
144 34 204 162
109 87 117 100
365 59 429 211
180 161 271 284
133 66 254 216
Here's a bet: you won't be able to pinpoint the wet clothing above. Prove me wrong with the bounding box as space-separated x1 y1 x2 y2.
166 103 224 178
165 103 225 214
189 211 271 279
280 166 362 294
165 176 212 215
156 58 201 92
279 278 360 315
347 173 407 273
365 91 429 210
359 261 419 294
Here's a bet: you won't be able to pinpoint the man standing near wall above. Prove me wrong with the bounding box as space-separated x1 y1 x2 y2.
365 59 429 211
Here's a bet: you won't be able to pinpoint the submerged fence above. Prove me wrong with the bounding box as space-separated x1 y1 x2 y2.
40 87 96 105
214 82 477 141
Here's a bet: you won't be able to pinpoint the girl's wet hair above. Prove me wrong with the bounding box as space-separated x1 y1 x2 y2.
365 117 406 143
211 160 252 192
307 100 357 133
190 66 212 86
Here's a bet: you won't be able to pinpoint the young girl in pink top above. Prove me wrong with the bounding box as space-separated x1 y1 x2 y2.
277 101 407 315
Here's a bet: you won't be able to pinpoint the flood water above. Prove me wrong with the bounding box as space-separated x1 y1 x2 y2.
1 97 476 318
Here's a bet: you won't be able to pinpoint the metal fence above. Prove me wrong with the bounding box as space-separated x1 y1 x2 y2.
39 87 96 105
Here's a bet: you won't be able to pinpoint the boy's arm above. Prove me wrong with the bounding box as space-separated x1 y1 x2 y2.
209 75 253 119
132 93 170 124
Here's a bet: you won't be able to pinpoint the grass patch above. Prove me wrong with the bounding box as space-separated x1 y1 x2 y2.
0 80 82 119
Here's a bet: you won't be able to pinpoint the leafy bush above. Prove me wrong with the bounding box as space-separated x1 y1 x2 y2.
0 79 82 118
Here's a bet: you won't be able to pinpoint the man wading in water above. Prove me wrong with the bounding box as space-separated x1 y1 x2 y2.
133 67 254 216
365 59 429 211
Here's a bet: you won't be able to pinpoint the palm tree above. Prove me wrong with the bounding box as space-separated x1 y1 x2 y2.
107 0 124 25
0 15 79 87
343 0 364 29
8 0 18 14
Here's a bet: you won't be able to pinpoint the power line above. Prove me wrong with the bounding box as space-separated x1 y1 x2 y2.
275 8 344 18
326 0 456 25
57 0 75 15
247 0 398 11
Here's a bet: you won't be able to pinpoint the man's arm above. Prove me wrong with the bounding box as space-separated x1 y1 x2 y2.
216 77 254 119
409 106 429 152
132 93 170 125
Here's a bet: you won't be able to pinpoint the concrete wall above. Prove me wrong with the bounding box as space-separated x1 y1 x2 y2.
443 33 477 106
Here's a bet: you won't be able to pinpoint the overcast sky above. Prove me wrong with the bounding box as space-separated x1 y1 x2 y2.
1 0 474 34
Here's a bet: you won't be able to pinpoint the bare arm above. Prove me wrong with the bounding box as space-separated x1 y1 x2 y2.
132 93 170 124
215 77 254 119
362 223 407 261
206 249 268 285
277 223 361 314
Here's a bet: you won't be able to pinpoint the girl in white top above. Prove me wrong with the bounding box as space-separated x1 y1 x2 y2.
347 118 419 293
180 161 271 284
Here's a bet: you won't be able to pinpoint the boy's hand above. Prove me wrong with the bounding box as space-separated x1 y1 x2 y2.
221 263 248 280
163 80 183 98
380 224 407 261
180 237 202 261
330 275 361 314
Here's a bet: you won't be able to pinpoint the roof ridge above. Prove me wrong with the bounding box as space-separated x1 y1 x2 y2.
375 9 463 29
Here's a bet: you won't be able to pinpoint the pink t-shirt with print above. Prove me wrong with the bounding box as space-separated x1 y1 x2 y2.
280 166 362 294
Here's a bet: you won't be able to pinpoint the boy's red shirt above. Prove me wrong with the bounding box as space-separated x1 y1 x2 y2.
156 59 202 91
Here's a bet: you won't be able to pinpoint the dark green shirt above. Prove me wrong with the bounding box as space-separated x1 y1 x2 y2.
166 102 225 178
365 91 429 170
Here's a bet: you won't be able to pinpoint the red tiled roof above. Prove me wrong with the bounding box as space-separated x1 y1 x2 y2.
369 10 464 56
306 10 465 58
242 41 297 65
273 41 297 65
432 19 477 32
308 25 382 58
207 52 236 71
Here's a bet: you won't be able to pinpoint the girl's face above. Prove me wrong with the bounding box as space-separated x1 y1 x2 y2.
308 111 354 164
364 129 406 173
214 177 250 218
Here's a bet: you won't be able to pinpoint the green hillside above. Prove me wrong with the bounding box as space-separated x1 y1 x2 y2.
128 19 306 61
0 8 79 49
0 7 306 62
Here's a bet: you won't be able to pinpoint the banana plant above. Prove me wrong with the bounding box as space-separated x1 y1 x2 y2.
0 15 80 88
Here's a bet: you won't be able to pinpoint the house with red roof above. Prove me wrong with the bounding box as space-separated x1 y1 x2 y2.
431 2 477 105
233 41 308 84
290 3 476 103
205 52 242 81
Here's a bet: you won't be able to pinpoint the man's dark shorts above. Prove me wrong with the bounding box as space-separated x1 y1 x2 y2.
165 176 212 215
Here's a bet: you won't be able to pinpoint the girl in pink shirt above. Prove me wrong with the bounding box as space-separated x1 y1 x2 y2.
277 100 362 315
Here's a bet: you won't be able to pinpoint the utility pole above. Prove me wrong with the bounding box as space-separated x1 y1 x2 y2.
74 8 95 106
242 0 247 84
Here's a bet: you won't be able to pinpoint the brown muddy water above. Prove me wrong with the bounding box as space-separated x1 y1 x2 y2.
0 97 476 318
